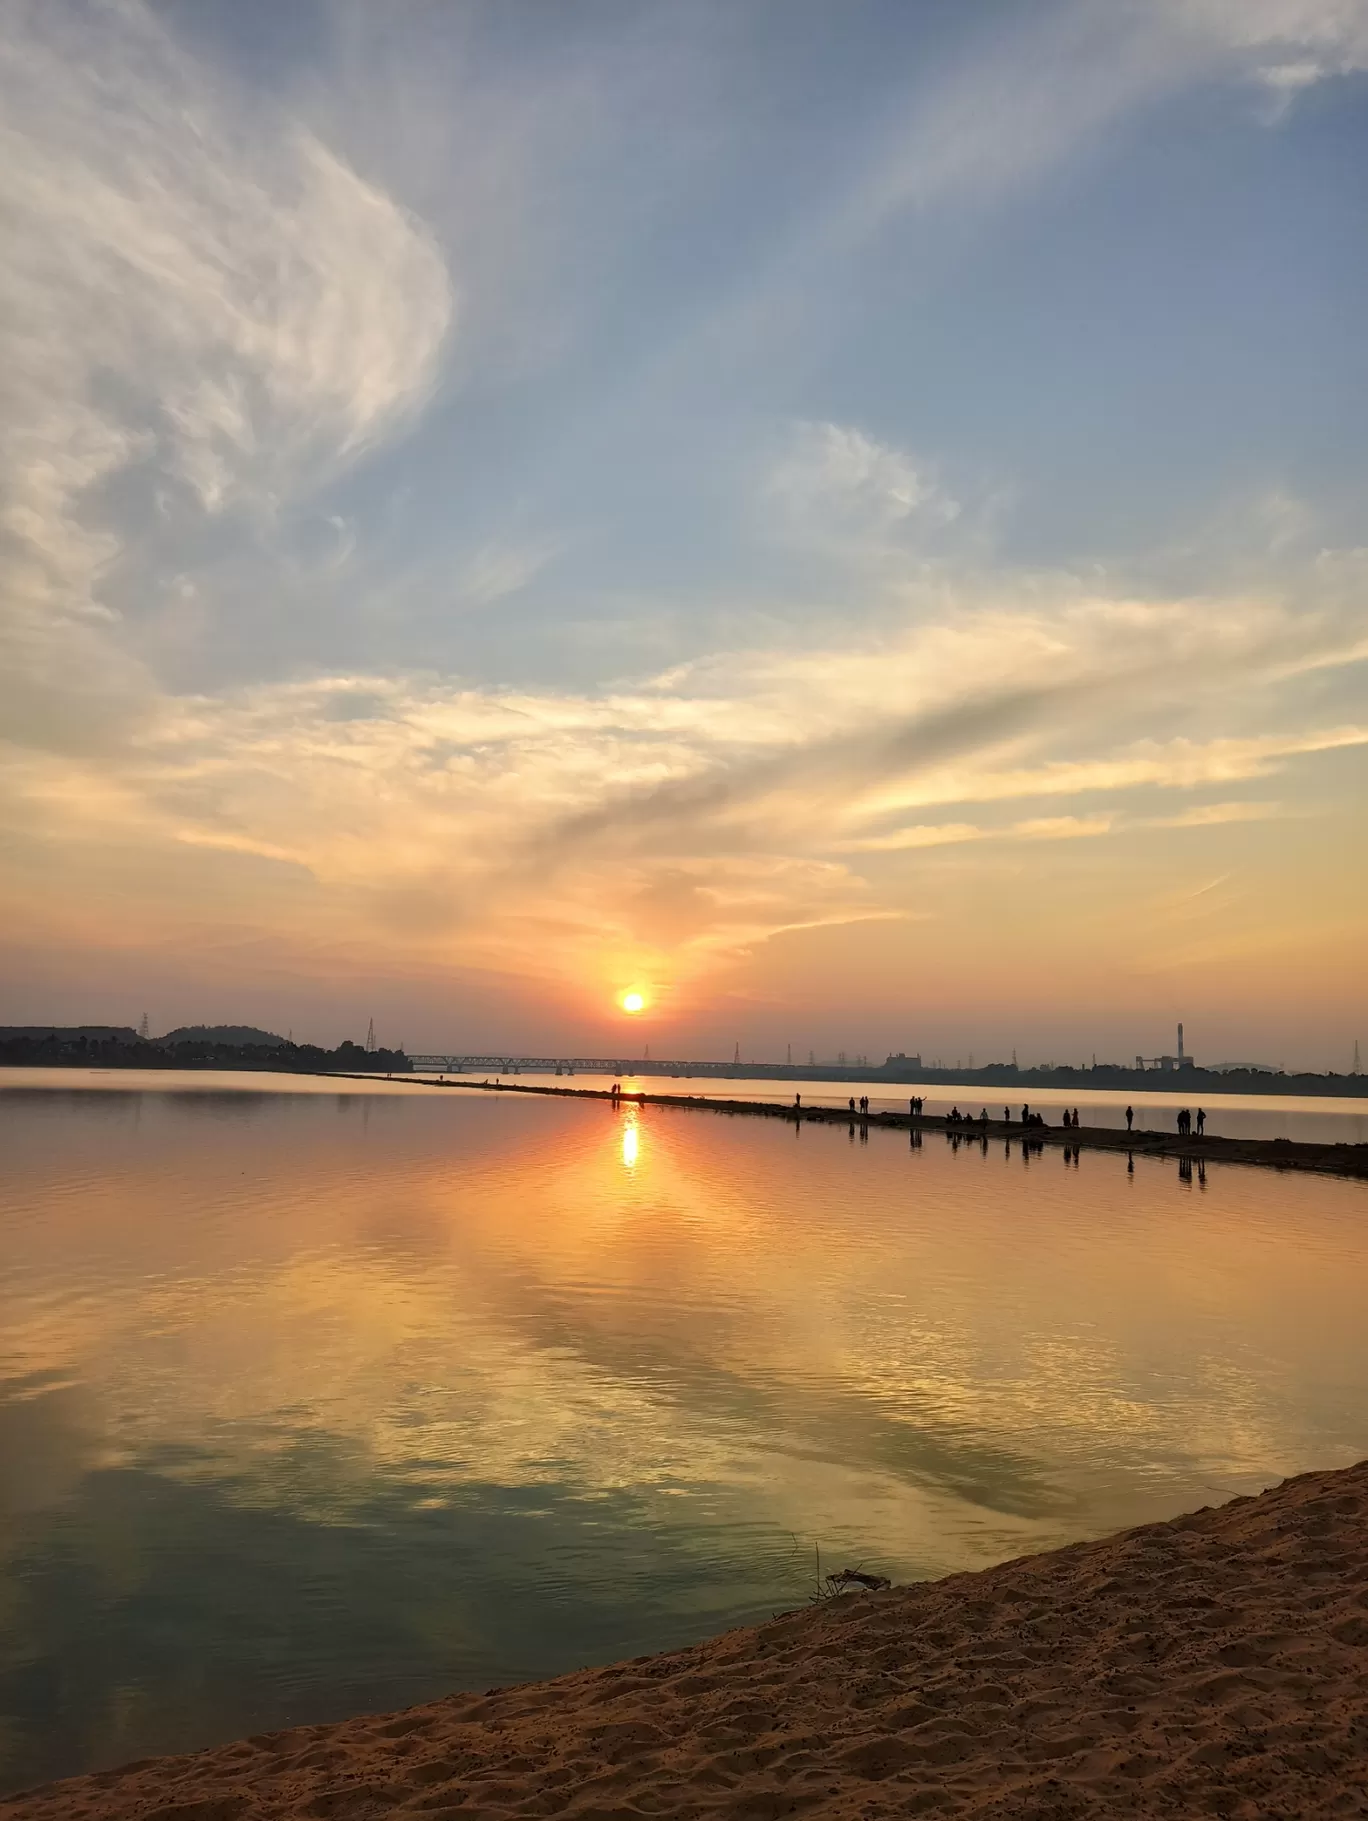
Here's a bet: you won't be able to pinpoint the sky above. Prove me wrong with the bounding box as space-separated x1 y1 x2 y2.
1 0 1365 1069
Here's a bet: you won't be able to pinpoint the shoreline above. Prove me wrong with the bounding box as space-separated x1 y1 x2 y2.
7 1458 1366 1818
398 1076 1368 1182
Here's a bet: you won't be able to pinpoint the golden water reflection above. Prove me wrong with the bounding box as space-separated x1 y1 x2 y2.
1 1077 1367 1787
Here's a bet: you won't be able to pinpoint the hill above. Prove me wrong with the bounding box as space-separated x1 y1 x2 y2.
159 1024 286 1047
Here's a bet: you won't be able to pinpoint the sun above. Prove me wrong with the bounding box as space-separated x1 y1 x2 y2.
619 991 646 1015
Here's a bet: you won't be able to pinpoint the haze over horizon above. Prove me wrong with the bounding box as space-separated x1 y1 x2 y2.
2 0 1366 1069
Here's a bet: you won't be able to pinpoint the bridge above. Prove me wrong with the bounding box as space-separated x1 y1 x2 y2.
410 1055 635 1075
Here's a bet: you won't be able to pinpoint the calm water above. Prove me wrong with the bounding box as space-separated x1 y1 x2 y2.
434 1070 1368 1145
2 1071 1368 1792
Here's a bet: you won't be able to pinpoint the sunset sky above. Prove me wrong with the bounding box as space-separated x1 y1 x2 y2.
1 0 1365 1067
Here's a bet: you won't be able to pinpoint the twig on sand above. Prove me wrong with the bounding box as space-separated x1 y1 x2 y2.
790 1535 891 1603
811 1555 892 1602
827 1567 892 1592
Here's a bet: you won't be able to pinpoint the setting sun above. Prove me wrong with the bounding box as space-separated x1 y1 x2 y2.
620 991 646 1014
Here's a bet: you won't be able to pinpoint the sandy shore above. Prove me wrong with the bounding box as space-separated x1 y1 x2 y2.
6 1462 1367 1820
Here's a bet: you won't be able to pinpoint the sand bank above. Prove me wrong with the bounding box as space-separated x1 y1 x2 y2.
408 1078 1368 1181
6 1460 1367 1819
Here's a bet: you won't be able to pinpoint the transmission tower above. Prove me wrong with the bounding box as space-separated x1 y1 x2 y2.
1354 1039 1362 1076
138 1012 149 1040
365 1017 376 1053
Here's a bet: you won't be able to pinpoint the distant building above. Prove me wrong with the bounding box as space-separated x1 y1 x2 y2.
1135 1026 1196 1072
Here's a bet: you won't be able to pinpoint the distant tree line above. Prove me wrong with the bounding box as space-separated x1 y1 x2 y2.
871 1058 1363 1097
0 1028 411 1074
505 1053 1363 1099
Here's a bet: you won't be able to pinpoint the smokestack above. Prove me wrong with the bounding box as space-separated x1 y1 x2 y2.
1177 1022 1184 1062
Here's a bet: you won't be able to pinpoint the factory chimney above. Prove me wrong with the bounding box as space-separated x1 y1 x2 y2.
1177 1022 1184 1063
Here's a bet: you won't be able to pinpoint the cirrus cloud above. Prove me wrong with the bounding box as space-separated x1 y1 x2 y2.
0 0 453 753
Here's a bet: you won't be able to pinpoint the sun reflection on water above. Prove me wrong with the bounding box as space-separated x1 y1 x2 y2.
3 1082 1368 1794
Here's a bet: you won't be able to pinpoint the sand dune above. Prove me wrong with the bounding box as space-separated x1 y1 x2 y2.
6 1461 1367 1819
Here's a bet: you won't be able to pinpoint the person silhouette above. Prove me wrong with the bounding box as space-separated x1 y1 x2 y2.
1125 1104 1134 1132
1021 1104 1030 1124
1072 1108 1080 1127
848 1097 856 1114
1196 1107 1206 1136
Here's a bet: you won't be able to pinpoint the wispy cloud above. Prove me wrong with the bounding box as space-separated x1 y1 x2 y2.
855 727 1368 824
1170 0 1368 90
838 799 1292 854
3 574 1362 1000
767 422 958 540
0 0 452 751
457 541 559 611
811 0 1368 265
1144 799 1288 829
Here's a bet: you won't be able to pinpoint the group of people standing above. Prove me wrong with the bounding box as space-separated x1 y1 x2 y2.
908 1099 1089 1129
787 1089 1211 1140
